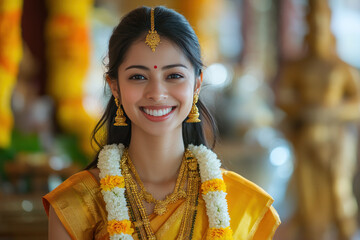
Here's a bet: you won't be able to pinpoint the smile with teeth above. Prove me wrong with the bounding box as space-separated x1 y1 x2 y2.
142 107 174 117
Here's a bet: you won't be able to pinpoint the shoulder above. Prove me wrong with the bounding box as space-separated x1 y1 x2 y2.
42 170 100 217
222 169 272 202
42 170 107 239
222 170 281 239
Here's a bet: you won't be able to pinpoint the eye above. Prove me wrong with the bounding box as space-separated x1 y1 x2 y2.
167 73 183 79
129 74 146 80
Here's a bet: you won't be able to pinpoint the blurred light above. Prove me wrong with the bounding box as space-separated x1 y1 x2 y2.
239 74 261 92
49 156 64 170
204 63 229 86
276 161 294 179
83 96 103 117
270 146 290 166
49 155 71 171
246 127 278 147
331 0 360 67
48 174 63 191
219 1 242 58
21 200 33 212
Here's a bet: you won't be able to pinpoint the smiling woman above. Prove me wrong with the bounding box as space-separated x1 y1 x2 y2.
42 6 280 240
112 38 198 137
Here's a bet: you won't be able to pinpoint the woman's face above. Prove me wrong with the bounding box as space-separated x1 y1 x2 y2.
109 37 201 137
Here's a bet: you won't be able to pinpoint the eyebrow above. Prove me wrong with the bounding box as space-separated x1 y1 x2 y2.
125 64 188 71
162 64 188 70
125 65 149 71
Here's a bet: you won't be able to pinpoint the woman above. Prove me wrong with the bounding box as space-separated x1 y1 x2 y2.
43 6 280 240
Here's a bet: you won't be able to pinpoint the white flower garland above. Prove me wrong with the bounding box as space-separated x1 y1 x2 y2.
189 144 231 231
98 143 233 239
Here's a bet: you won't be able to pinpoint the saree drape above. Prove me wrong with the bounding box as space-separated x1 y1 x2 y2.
43 170 280 240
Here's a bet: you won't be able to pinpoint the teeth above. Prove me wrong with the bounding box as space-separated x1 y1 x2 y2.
143 107 172 117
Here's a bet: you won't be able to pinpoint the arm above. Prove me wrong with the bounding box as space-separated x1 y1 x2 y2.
49 206 72 240
276 64 302 118
43 171 102 240
339 66 360 122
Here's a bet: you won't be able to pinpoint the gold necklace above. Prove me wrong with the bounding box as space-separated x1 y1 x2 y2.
124 149 187 215
121 149 200 240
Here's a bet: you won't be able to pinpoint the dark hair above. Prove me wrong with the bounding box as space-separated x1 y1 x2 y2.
86 6 217 169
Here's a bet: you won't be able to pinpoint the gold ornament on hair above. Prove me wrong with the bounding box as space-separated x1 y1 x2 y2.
145 8 160 52
114 98 128 126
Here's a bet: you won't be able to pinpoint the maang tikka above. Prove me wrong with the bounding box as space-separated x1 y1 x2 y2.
114 98 128 126
145 8 160 52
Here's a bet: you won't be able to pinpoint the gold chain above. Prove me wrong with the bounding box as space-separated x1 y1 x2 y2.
124 149 187 215
120 149 200 240
150 8 155 32
145 8 160 52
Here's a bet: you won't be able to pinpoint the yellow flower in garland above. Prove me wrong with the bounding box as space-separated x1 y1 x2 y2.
107 219 134 236
201 178 226 195
206 226 233 240
0 0 23 148
100 175 125 192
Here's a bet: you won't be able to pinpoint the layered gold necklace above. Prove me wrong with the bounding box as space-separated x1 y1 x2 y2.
124 149 187 216
120 149 200 240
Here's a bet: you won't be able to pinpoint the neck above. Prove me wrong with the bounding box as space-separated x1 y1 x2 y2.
127 127 185 184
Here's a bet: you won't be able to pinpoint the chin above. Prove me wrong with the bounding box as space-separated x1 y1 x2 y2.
134 123 183 138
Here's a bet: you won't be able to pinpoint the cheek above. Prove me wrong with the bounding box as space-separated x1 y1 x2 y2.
174 83 194 109
119 84 142 108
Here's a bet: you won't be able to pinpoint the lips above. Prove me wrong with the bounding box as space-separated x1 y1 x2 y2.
142 107 173 117
140 106 176 121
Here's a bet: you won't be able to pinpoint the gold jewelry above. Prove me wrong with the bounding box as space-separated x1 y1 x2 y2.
186 93 201 123
114 98 128 126
121 149 200 239
145 8 160 52
125 149 187 215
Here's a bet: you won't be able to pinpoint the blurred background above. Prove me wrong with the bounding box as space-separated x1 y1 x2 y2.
1 0 360 239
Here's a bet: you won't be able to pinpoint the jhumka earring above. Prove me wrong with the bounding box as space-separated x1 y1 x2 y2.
145 8 160 52
186 93 201 123
114 98 128 126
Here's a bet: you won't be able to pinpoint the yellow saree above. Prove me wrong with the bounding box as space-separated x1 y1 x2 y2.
43 170 280 239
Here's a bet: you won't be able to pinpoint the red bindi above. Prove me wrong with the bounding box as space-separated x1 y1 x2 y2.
154 65 157 69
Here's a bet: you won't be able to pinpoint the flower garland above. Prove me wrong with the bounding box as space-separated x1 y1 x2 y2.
0 0 23 148
189 144 233 239
97 144 134 240
98 143 233 240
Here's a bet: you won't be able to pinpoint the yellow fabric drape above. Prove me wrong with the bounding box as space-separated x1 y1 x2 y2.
45 0 96 155
0 0 23 148
43 170 280 239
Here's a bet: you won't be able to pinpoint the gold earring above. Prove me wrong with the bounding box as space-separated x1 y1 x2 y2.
114 98 128 126
186 93 201 123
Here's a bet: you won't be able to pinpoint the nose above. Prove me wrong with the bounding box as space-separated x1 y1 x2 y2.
144 78 168 102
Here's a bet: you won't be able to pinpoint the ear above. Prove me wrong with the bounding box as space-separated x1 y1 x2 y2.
106 75 120 99
194 72 203 94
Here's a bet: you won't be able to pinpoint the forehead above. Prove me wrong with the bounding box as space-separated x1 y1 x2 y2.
119 37 193 70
